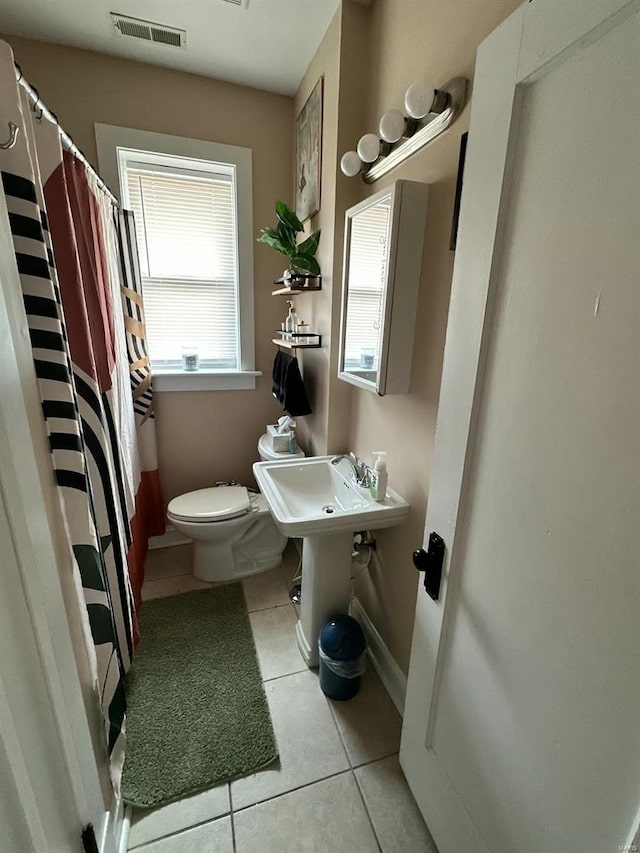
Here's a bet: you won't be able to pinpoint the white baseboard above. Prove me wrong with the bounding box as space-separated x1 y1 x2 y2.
350 596 407 717
624 808 639 852
148 523 191 550
100 796 130 853
118 807 132 853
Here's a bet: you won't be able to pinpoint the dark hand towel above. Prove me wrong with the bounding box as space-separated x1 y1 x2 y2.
272 350 312 417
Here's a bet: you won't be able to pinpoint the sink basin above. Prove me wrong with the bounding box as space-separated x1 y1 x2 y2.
253 456 409 537
253 455 410 667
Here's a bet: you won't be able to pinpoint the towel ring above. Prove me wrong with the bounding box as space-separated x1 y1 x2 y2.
0 122 19 150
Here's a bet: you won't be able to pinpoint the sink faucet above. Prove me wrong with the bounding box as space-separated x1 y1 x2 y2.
331 452 372 488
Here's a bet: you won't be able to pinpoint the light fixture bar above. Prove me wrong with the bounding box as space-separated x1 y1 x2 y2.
362 77 468 184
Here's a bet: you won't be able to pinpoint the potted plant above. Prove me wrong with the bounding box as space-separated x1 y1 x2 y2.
257 201 321 286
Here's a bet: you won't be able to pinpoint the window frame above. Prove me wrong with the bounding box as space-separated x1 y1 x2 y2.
95 124 258 391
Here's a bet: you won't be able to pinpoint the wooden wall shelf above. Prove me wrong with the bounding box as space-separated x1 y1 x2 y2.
272 334 321 350
272 275 322 296
272 285 314 296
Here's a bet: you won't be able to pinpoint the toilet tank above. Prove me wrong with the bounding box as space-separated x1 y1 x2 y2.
257 433 305 462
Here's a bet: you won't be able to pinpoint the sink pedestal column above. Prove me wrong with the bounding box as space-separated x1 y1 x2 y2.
296 532 353 667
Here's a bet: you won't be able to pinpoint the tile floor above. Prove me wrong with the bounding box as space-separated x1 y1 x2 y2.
129 542 437 853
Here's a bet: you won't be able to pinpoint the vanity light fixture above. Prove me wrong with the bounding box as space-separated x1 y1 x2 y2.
356 133 381 164
340 150 363 178
404 81 448 119
340 76 468 183
378 109 405 144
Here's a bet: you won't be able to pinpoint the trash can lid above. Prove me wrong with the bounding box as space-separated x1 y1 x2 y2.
319 615 366 660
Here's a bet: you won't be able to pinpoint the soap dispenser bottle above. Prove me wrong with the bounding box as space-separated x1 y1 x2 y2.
370 452 388 502
284 300 298 340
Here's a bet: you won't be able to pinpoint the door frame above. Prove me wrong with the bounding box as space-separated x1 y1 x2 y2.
0 185 126 852
400 0 640 849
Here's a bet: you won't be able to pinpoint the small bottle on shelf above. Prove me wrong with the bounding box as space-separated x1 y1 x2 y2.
284 300 298 339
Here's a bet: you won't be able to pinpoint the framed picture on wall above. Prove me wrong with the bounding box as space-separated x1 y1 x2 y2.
449 131 468 251
295 77 323 222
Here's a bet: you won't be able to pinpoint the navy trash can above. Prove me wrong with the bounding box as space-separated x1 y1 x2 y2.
318 615 366 700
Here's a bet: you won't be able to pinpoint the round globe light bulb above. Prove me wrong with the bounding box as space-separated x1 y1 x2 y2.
404 82 436 120
379 109 406 144
340 150 362 178
356 133 381 164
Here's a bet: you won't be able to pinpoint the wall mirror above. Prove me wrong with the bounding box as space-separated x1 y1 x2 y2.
338 180 429 395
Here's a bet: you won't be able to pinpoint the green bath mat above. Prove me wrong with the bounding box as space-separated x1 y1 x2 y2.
121 584 277 808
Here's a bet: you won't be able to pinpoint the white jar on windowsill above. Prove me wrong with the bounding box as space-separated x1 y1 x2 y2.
360 348 376 369
181 345 200 372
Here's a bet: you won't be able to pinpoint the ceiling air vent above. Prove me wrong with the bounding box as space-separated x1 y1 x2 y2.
220 0 249 7
110 13 186 49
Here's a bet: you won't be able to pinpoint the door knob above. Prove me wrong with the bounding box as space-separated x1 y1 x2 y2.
413 532 445 601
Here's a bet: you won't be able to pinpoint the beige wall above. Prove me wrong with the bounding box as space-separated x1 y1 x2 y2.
296 0 522 673
328 2 372 451
293 3 371 456
3 34 294 501
291 11 342 456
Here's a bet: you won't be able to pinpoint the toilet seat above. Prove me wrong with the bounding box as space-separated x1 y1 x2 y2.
167 485 251 523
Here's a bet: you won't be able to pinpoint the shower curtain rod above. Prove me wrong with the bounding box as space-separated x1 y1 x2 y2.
14 63 119 206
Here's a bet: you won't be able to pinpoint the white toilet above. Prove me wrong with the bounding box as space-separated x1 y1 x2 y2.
167 434 305 583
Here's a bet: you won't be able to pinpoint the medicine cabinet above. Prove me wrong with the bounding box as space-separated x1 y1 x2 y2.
337 180 429 395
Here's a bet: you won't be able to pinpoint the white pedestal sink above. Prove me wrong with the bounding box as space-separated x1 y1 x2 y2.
253 456 409 666
294 531 354 666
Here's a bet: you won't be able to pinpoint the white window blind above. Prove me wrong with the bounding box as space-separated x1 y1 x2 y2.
125 162 240 369
343 202 391 368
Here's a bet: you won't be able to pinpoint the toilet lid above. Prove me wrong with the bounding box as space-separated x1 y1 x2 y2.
167 486 251 523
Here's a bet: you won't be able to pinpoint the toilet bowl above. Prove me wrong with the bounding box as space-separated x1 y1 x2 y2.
167 434 304 583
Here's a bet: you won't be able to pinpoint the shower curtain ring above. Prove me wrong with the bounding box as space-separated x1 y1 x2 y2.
31 86 43 121
0 122 19 150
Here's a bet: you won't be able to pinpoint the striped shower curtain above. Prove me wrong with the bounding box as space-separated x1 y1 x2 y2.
0 41 165 788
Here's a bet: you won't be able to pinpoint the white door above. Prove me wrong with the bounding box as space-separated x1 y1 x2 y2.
401 2 640 852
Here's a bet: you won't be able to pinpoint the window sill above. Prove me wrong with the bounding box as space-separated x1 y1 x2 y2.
152 369 262 392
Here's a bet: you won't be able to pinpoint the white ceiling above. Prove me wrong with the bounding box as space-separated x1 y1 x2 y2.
0 0 340 95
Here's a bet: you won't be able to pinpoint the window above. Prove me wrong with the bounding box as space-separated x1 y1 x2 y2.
95 125 256 390
124 157 239 369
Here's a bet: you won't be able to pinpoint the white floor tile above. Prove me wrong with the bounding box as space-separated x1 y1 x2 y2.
248 604 305 681
141 574 211 602
130 815 232 852
131 538 421 853
243 568 291 612
144 544 193 581
230 670 349 811
128 784 230 848
234 772 379 853
328 667 402 767
355 755 438 853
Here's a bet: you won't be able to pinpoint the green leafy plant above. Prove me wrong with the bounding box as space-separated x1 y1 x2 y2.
257 200 321 277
